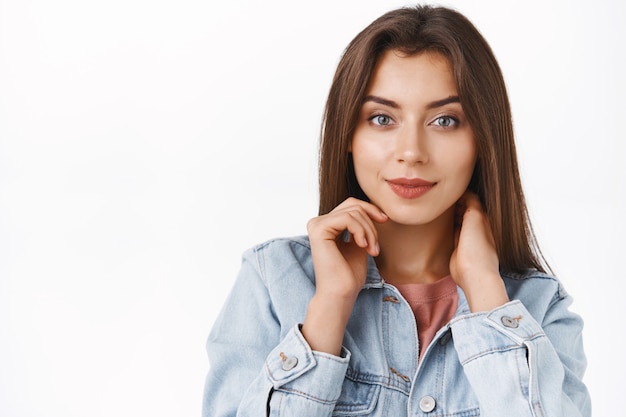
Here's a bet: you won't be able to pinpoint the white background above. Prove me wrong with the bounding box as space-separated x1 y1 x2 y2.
0 0 623 416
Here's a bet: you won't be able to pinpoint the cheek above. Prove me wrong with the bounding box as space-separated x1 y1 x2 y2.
460 136 477 173
351 152 374 187
448 144 477 186
350 137 383 175
460 150 477 177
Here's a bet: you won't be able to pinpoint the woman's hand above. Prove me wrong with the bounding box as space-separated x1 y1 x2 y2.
302 198 388 355
449 192 509 312
307 198 387 299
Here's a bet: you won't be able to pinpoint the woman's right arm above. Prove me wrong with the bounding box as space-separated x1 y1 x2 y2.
303 198 387 355
203 198 387 417
202 246 351 417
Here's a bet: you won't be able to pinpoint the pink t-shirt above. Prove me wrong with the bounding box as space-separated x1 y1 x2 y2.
395 275 458 360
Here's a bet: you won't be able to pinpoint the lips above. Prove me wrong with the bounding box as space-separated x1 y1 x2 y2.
386 178 435 199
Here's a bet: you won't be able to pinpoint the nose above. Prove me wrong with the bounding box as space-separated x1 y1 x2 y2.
395 124 428 165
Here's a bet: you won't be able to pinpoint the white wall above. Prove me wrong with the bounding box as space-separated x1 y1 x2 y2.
0 0 623 415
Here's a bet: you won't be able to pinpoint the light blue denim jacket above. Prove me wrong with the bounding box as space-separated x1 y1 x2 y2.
203 236 590 417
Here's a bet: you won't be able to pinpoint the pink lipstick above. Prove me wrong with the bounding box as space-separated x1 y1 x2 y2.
387 178 435 199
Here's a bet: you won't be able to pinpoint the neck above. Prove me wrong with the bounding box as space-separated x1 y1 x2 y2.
375 208 455 285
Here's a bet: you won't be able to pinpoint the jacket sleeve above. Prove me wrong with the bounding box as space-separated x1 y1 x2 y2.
202 247 351 417
450 294 591 417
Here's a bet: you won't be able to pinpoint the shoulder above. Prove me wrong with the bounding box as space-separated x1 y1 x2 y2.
242 235 315 287
502 269 569 298
501 269 575 321
248 235 312 265
251 235 311 254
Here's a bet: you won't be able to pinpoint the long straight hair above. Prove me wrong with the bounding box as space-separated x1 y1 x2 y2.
318 5 550 274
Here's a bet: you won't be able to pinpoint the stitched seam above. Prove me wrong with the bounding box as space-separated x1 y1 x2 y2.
274 387 336 404
460 344 526 365
311 352 350 365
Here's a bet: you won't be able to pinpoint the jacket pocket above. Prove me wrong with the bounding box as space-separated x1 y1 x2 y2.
332 373 380 416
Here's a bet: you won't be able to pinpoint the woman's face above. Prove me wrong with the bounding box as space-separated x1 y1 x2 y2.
351 50 476 226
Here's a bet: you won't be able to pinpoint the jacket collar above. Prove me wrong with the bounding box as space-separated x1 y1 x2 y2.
363 255 472 316
363 256 385 288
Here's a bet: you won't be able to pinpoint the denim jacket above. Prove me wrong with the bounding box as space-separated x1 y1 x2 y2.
203 236 591 417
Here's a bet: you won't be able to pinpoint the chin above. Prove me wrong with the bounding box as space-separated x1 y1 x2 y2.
384 210 437 226
383 204 455 228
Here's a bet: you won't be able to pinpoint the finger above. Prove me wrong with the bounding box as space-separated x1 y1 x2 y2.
455 191 496 246
342 209 380 255
456 192 486 227
458 191 483 212
334 197 388 224
309 207 376 251
310 198 386 256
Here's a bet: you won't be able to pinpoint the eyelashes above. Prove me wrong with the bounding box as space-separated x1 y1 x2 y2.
368 114 394 126
431 115 459 128
366 113 461 129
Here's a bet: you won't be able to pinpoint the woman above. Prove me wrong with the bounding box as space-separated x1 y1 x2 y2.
203 5 590 416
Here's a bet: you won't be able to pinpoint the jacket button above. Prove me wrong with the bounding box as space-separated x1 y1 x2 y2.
281 356 298 371
501 315 519 328
419 395 436 412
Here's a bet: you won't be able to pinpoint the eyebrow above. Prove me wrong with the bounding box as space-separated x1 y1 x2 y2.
427 95 461 109
362 95 399 108
362 95 461 109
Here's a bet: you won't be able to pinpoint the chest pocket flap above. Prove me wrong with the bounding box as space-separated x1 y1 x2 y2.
332 373 380 416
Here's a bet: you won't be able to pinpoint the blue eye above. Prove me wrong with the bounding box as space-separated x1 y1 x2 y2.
370 114 393 126
432 116 458 128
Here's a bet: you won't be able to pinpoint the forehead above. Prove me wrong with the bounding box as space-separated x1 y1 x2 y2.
367 49 457 99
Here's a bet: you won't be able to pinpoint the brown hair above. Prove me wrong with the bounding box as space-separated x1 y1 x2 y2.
318 5 549 274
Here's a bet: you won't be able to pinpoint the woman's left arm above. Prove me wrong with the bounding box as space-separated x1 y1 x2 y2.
450 294 591 417
449 192 591 416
